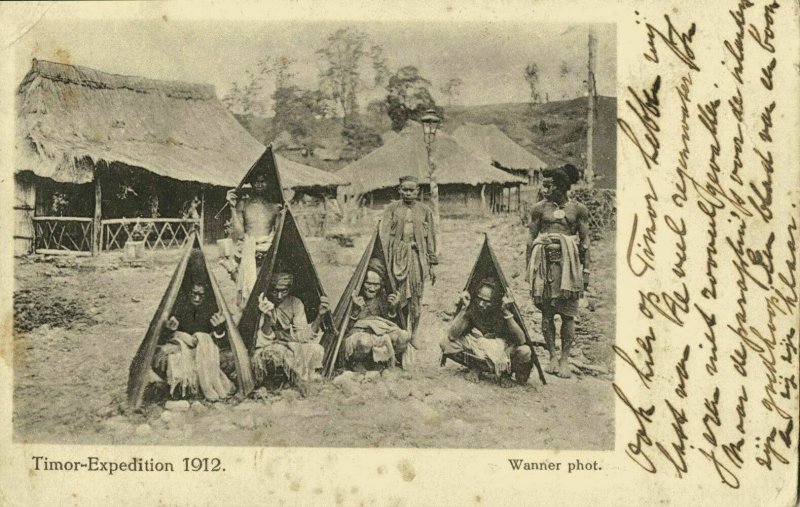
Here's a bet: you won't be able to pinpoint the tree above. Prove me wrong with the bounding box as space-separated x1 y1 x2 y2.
524 62 541 111
559 61 571 99
272 85 327 140
316 28 385 127
221 55 297 116
440 78 463 107
385 66 438 132
341 123 383 159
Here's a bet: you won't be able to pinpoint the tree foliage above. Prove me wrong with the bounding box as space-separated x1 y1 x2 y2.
272 85 328 140
440 77 463 107
523 62 541 109
222 55 297 116
316 28 386 127
385 66 438 132
341 123 383 159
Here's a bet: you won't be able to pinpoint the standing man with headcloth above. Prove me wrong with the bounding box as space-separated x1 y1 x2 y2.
380 175 438 352
526 164 590 378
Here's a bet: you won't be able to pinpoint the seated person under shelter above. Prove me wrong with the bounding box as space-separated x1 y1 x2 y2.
251 272 329 395
151 282 236 401
440 278 532 387
343 258 412 371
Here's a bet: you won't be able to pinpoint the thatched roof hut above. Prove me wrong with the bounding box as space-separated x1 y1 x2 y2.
16 59 261 187
338 124 523 195
17 59 344 192
14 59 345 254
337 124 525 215
452 123 547 179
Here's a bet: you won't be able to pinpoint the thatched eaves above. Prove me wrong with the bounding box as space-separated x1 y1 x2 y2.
337 123 525 196
15 59 345 192
452 123 547 173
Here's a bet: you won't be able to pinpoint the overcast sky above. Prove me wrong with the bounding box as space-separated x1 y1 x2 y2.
15 18 615 111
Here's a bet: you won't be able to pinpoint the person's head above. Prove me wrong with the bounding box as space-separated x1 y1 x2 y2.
267 272 294 304
362 270 383 299
473 278 499 313
362 258 386 299
189 283 207 307
541 164 580 201
398 175 420 203
252 173 269 193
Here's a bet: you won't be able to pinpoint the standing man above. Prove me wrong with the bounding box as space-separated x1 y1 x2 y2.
526 164 590 378
380 175 437 350
222 173 282 309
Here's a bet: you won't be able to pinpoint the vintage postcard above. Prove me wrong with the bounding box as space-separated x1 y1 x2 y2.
0 0 797 505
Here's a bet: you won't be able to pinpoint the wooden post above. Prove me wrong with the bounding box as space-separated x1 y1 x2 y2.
92 169 102 255
426 143 441 254
586 32 597 186
480 184 487 215
199 187 205 244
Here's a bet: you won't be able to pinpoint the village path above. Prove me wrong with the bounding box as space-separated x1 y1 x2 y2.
12 214 614 449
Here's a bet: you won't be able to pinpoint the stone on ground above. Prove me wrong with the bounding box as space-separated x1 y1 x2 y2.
164 400 190 412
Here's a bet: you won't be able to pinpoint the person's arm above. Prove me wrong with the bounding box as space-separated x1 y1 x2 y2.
210 312 227 339
424 206 438 267
386 292 399 319
500 295 526 345
504 312 526 346
254 314 276 349
379 205 394 244
227 190 245 237
310 296 330 335
577 204 591 288
447 295 472 341
526 205 543 266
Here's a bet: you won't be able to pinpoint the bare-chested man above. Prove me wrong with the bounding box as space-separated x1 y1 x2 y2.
223 173 282 309
526 164 590 378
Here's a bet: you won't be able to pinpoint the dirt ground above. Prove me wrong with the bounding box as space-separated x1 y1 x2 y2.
12 214 615 449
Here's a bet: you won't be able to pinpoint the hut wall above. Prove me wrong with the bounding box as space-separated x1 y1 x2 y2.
14 174 36 256
202 185 230 245
359 184 510 216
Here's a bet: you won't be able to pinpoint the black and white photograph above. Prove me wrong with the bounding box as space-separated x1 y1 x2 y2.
11 16 617 449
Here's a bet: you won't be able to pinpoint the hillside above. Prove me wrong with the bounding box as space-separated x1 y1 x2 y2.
443 97 617 189
234 96 617 189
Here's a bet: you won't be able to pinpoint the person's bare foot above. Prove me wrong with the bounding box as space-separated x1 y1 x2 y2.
296 379 312 397
465 368 481 383
545 357 560 375
499 375 516 388
558 357 572 378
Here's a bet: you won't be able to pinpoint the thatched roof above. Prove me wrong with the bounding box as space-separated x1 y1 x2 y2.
337 124 524 196
275 154 345 191
15 59 345 192
272 130 302 150
452 123 546 172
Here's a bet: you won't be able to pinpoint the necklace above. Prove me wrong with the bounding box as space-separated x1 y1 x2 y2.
551 201 567 219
